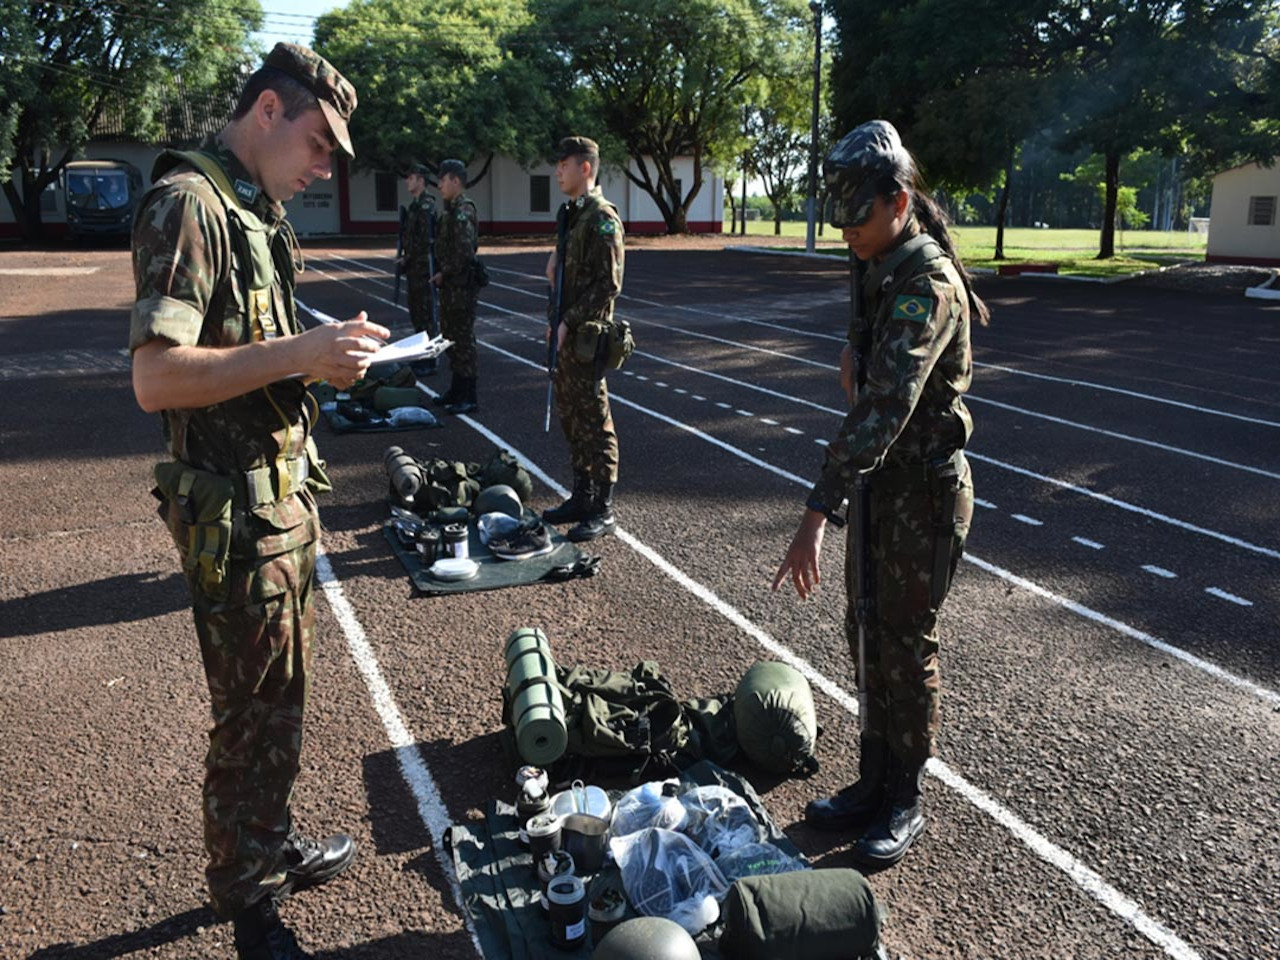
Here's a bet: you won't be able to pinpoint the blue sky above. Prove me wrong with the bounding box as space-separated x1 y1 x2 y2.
251 0 327 49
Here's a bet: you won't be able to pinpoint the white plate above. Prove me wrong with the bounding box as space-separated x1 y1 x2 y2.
428 557 479 581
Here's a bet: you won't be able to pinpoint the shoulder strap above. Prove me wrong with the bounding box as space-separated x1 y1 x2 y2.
864 233 944 298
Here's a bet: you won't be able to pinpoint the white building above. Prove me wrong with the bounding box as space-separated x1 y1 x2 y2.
1206 161 1280 266
3 143 724 240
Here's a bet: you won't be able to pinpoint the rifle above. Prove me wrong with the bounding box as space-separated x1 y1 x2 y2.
848 251 874 733
545 204 567 433
393 204 407 305
425 195 440 339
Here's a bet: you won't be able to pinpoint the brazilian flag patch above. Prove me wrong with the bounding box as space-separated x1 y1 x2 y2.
892 294 933 324
599 219 617 236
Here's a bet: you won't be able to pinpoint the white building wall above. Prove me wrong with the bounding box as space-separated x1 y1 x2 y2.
1207 162 1280 263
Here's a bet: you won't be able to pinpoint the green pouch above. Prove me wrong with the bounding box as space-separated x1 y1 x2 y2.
720 869 880 960
605 319 634 371
373 386 424 412
153 461 236 600
572 321 609 365
303 436 333 496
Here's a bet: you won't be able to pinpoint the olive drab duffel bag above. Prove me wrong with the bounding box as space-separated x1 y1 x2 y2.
720 869 882 960
733 660 819 776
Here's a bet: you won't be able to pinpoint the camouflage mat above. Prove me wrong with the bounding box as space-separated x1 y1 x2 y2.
382 516 600 597
443 761 805 960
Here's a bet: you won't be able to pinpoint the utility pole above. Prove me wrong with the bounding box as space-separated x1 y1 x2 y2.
805 0 822 254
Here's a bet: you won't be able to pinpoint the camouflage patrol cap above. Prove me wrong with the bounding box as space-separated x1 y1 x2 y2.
437 158 467 180
406 162 430 179
263 42 358 159
555 136 599 162
824 120 908 227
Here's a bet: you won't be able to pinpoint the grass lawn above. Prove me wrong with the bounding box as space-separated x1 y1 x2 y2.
723 220 1208 278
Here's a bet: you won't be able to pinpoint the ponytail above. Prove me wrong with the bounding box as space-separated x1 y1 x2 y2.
911 191 990 327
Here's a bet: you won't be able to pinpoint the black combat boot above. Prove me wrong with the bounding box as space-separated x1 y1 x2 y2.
445 377 478 415
567 482 615 542
803 736 888 831
232 897 313 960
432 374 460 407
277 828 356 898
543 472 593 525
851 758 925 867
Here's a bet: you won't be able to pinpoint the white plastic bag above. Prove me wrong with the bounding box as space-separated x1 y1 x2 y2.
610 780 687 838
609 828 729 935
679 785 765 858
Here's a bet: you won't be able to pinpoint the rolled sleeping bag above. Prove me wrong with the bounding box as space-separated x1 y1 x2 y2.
719 869 880 960
733 660 818 775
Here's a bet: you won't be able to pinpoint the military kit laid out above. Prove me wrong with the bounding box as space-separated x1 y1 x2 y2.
310 364 443 434
446 760 885 959
380 447 601 595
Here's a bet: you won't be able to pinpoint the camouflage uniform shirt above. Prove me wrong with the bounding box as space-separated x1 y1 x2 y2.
810 220 974 511
434 193 478 286
559 185 624 331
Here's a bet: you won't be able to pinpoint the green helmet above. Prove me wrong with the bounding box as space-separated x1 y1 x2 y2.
593 917 699 960
472 483 522 519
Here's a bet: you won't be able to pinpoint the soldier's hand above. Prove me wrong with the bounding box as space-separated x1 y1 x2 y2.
839 343 855 407
431 272 443 286
771 509 827 600
545 250 557 285
556 322 568 353
301 311 390 389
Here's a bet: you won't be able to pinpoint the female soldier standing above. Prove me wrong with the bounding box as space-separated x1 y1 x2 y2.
772 120 988 867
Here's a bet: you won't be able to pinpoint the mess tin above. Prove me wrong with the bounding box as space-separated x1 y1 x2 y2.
549 780 612 874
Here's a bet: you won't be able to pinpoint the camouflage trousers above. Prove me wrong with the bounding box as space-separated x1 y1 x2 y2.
440 285 479 379
186 536 317 918
844 453 973 767
407 268 436 336
554 351 619 486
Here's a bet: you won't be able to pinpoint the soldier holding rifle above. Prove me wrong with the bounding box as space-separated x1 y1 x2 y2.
772 120 986 868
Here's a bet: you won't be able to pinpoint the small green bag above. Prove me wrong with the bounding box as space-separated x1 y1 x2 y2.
152 462 237 600
733 660 819 776
720 869 881 960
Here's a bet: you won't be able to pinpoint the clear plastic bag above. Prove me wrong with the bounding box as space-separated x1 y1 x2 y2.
714 842 809 885
610 779 687 838
679 785 765 859
477 512 521 546
609 827 729 935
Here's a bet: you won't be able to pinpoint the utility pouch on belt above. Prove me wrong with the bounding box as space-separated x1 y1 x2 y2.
152 462 236 600
928 451 964 611
574 319 634 378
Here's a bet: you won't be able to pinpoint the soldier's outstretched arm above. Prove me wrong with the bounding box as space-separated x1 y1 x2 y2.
131 313 389 412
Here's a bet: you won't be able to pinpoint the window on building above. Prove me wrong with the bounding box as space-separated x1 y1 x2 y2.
375 171 398 212
530 175 550 213
1248 195 1276 226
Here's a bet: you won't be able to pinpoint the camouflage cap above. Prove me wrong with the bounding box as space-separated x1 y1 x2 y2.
406 162 430 179
824 120 907 228
437 158 467 179
555 136 599 162
263 42 358 159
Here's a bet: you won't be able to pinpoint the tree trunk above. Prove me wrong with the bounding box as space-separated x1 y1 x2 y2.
1098 148 1119 259
726 185 737 233
994 149 1014 261
4 174 45 242
739 176 747 234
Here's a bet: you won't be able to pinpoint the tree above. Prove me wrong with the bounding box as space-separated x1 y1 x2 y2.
746 96 809 235
313 0 572 175
1 0 259 240
536 0 810 233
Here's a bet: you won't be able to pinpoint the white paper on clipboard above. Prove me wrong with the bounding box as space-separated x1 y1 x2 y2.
293 297 452 369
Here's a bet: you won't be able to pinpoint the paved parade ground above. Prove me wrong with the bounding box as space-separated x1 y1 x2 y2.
1 239 1277 959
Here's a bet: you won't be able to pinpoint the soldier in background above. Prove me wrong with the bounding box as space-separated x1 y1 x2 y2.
772 120 985 868
400 162 437 376
541 136 625 542
129 43 386 960
431 157 481 414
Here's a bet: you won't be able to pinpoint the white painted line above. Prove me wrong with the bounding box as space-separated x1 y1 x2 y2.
785 426 805 435
735 409 754 417
1073 537 1106 550
463 338 1210 960
1012 514 1044 526
974 362 1280 429
655 381 668 387
622 370 634 376
966 453 1280 562
966 555 1277 706
314 551 482 955
1142 565 1178 579
692 395 706 401
974 498 998 509
635 375 649 381
815 438 828 446
0 266 100 276
968 396 1280 481
1205 587 1253 607
716 401 732 409
674 388 688 394
760 418 779 425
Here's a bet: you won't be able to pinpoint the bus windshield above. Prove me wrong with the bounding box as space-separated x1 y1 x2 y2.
67 169 132 211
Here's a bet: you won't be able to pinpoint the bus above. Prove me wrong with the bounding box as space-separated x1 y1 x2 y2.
64 159 144 240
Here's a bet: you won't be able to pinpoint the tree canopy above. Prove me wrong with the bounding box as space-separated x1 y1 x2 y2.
1 0 259 239
313 0 573 174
